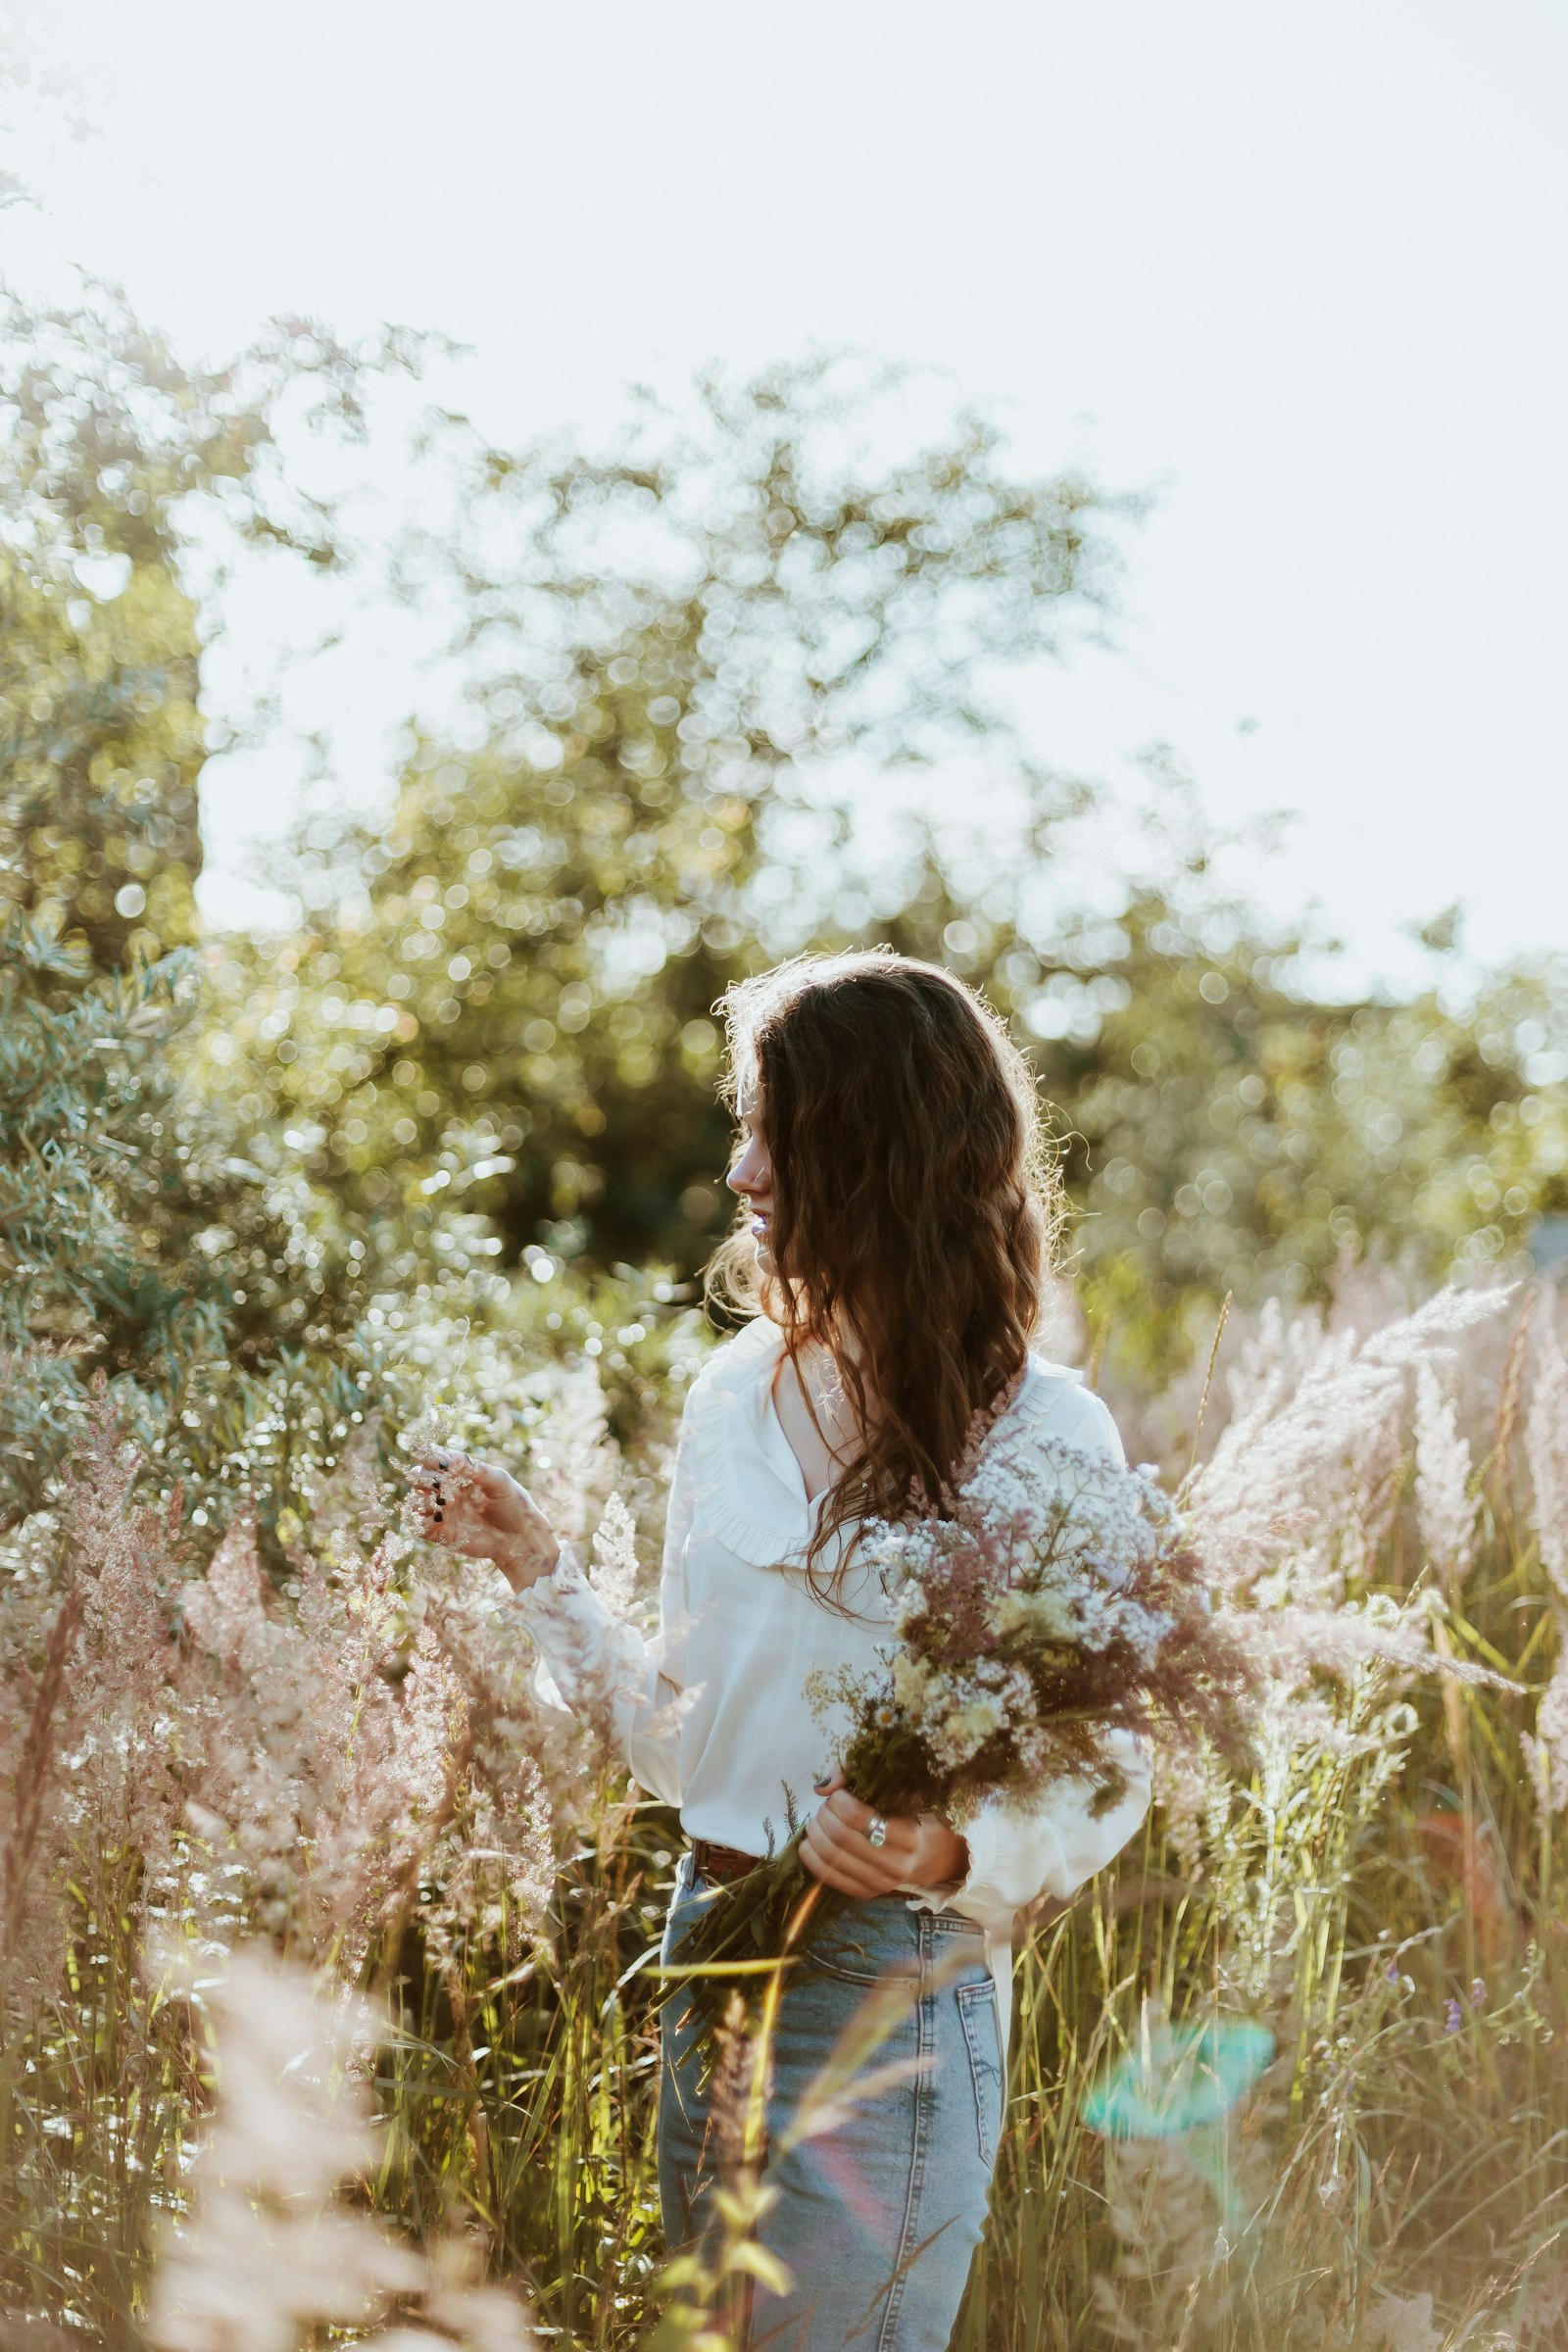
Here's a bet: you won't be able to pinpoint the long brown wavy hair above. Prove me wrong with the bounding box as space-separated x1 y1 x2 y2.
706 949 1064 1606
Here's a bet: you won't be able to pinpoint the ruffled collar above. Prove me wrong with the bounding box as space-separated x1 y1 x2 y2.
688 1317 1086 1571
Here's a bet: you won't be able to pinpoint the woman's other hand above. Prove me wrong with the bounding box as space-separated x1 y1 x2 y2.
406 1446 561 1593
801 1765 969 1899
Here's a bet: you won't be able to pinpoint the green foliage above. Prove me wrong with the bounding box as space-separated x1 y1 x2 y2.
140 347 1560 1373
1 292 225 966
212 756 1568 1381
191 357 1125 1266
9 281 1568 1420
0 888 394 1541
1010 850 1568 1379
0 905 224 1522
0 285 439 973
0 289 480 1535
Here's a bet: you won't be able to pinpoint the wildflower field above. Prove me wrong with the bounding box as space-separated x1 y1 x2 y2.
5 287 1568 2352
5 1229 1568 2352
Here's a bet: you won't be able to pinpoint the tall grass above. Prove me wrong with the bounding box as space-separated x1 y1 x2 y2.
3 1273 1567 2349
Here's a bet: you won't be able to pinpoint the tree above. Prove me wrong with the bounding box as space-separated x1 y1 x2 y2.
188 357 1132 1265
866 771 1568 1373
0 290 437 1526
0 286 435 970
18 306 1560 1393
207 729 1568 1381
0 906 215 1520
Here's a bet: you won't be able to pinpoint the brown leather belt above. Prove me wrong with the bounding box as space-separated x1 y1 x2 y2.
689 1837 902 1899
689 1838 764 1884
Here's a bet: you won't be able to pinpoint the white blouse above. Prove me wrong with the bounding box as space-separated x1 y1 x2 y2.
509 1315 1152 2061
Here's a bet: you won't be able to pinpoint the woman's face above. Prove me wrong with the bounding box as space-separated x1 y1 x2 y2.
726 1075 775 1274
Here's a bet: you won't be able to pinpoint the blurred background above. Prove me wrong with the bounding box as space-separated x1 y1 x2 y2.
10 16 1568 2348
4 0 1567 1514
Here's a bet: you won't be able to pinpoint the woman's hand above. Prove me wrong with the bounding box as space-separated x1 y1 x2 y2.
405 1446 562 1594
800 1766 970 1900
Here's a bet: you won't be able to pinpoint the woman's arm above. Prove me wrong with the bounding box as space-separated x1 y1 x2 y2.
927 1727 1153 1920
803 1731 1152 1913
410 1389 700 1806
509 1397 698 1803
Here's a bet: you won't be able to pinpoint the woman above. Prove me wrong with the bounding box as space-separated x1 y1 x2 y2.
409 949 1152 2352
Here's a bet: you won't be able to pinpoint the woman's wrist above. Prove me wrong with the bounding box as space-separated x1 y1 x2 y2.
912 1818 970 1892
495 1528 564 1594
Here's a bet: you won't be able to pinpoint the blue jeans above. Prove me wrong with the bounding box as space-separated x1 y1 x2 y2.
658 1851 1004 2352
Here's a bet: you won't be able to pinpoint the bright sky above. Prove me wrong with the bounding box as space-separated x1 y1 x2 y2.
7 0 1567 996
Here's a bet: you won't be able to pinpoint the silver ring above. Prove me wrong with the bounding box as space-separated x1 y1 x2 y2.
867 1814 888 1849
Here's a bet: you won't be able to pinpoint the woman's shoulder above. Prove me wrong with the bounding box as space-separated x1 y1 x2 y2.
672 1316 802 1567
681 1314 782 1415
1007 1353 1126 1466
672 1322 1123 1463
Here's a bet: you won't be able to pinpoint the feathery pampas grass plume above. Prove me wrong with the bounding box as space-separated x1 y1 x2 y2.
1183 1284 1515 1681
14 1264 1568 2347
181 1512 470 1974
1097 1282 1526 1919
588 1490 641 1621
1412 1360 1478 1592
145 1940 541 2352
1 1377 568 2011
1524 1311 1568 1817
1526 1314 1568 1603
0 1377 188 2009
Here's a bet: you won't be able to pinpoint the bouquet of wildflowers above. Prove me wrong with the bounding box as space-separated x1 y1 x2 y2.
662 1424 1258 2048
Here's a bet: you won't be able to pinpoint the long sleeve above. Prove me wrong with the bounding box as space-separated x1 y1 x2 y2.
932 1726 1152 1920
505 1386 700 1806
